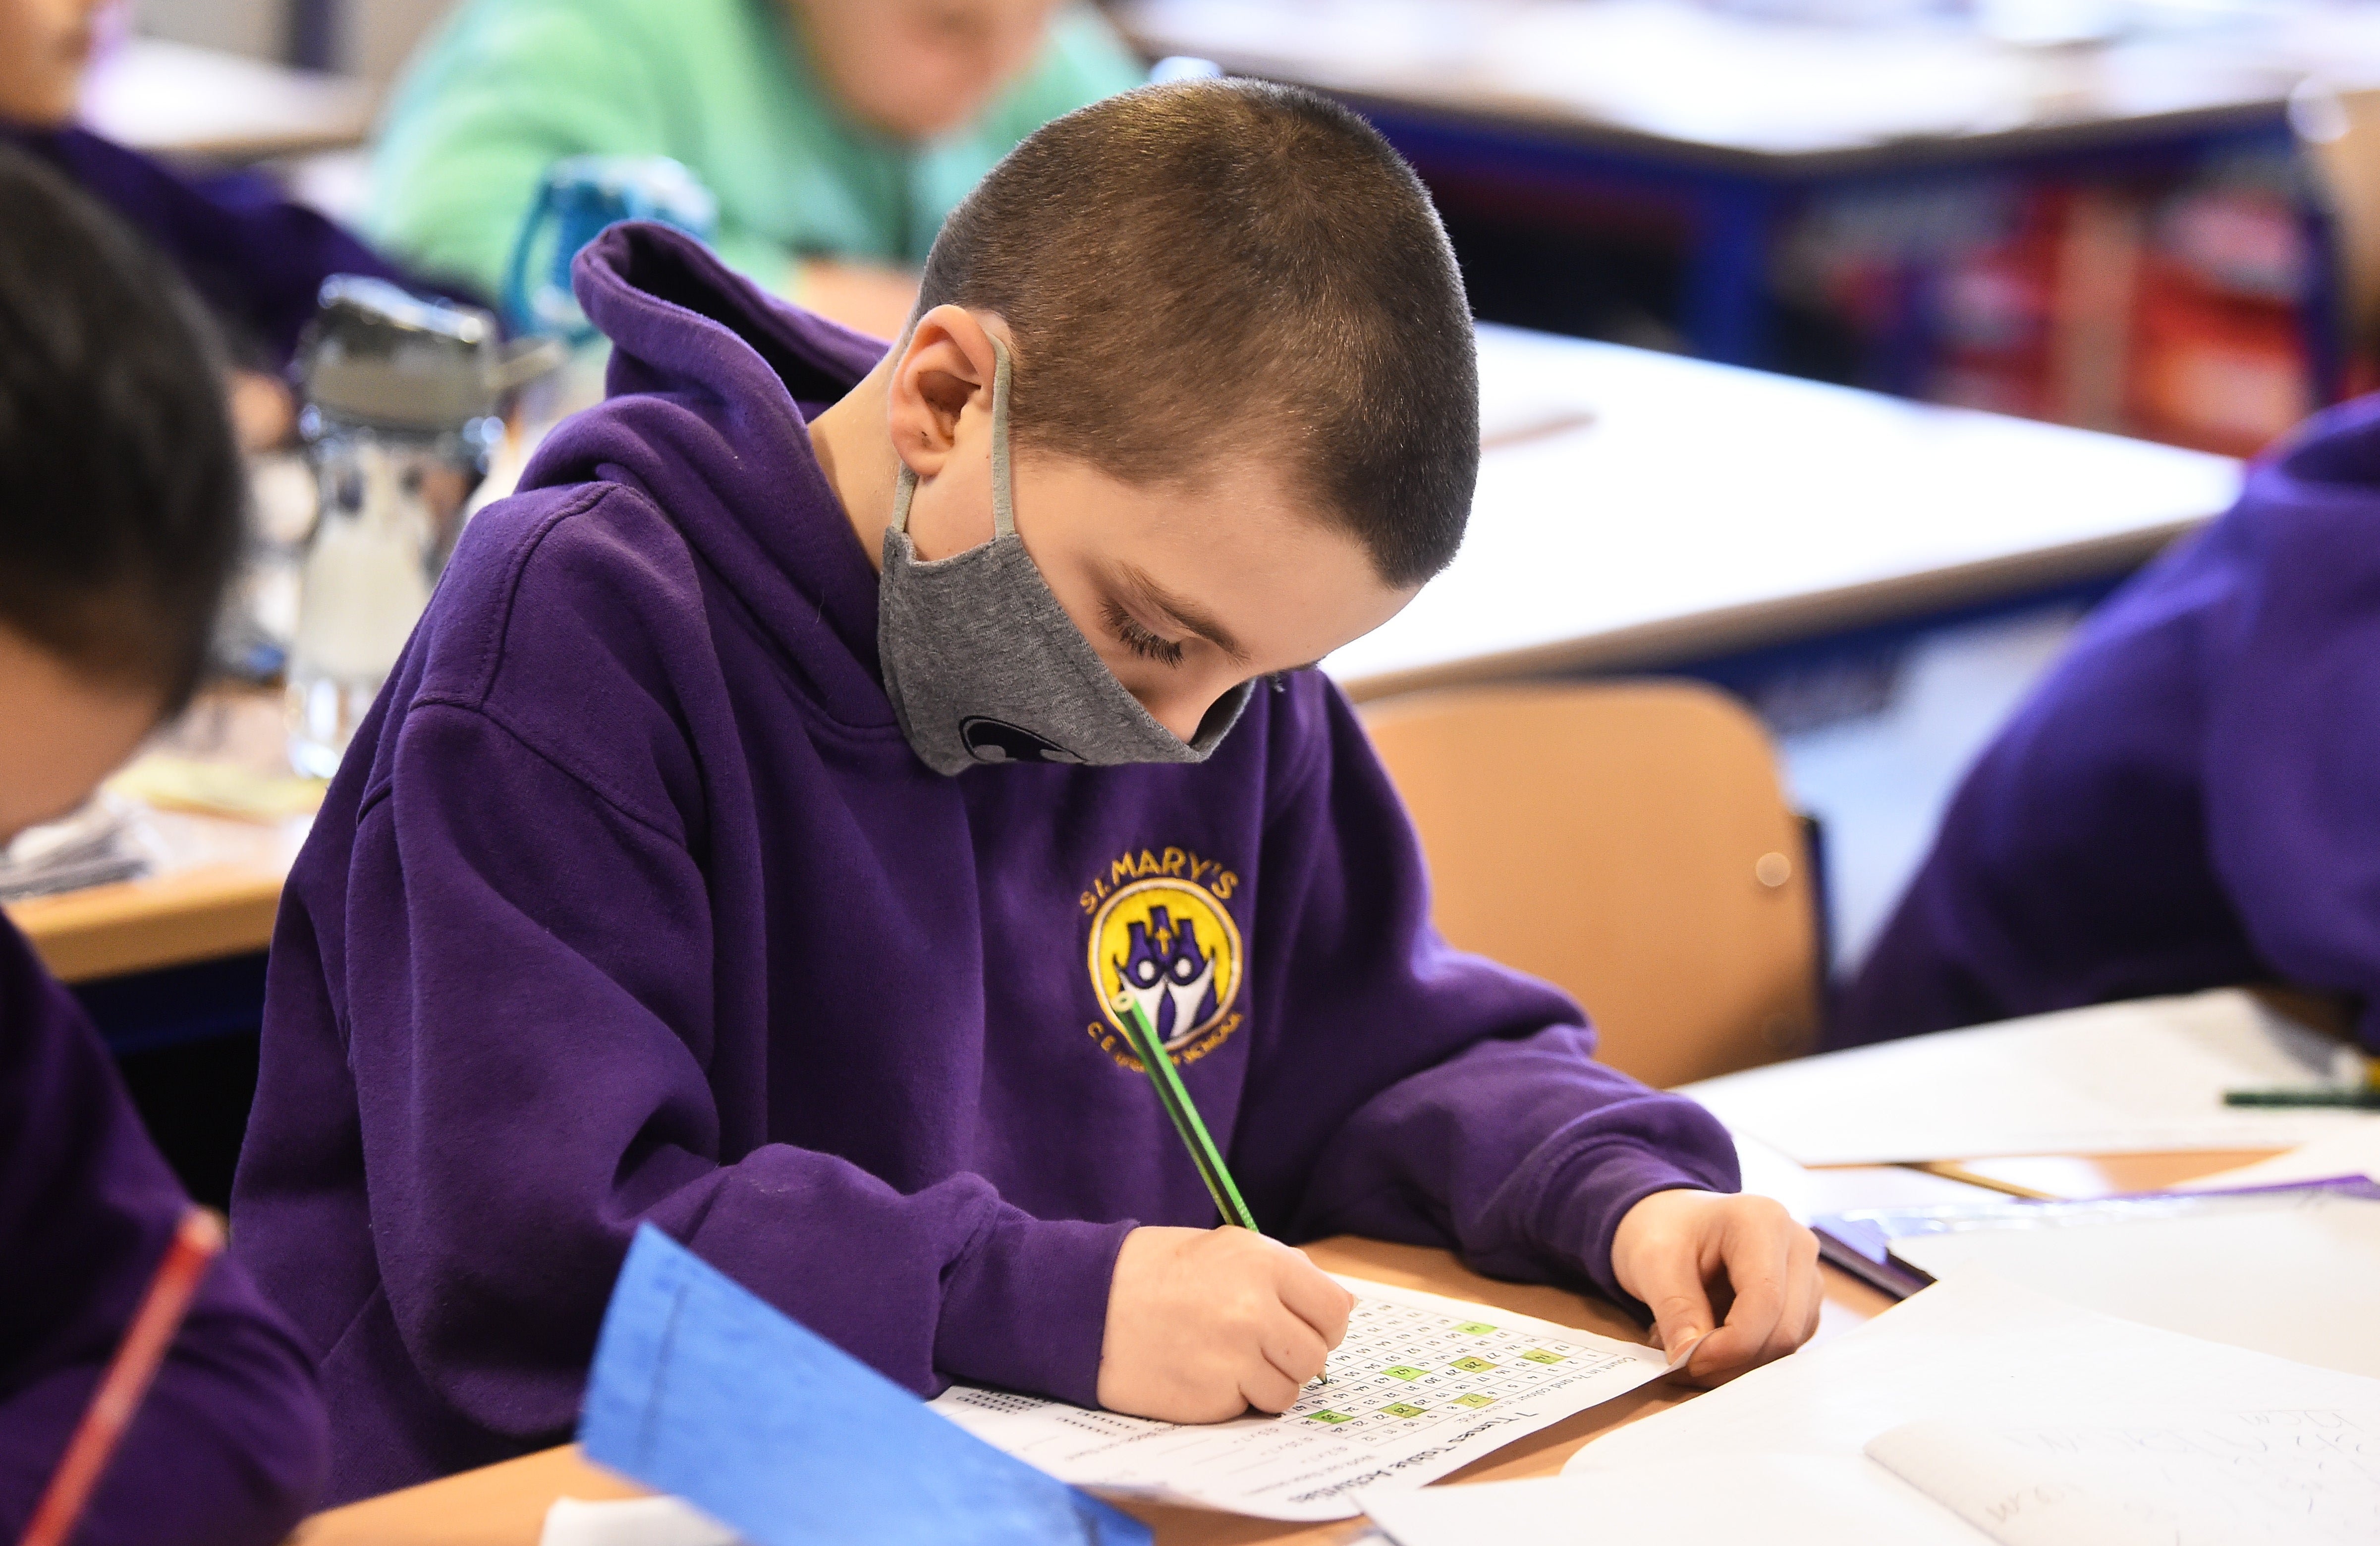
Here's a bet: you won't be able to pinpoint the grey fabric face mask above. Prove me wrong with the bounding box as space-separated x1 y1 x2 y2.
876 337 1253 776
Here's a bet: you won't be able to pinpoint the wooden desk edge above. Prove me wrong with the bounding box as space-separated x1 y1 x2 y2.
6 864 282 982
1338 518 2206 703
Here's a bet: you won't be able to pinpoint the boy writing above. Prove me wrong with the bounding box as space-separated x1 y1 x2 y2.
234 81 1819 1502
0 144 327 1543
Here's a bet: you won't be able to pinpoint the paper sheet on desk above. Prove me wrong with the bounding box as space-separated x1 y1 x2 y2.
1885 1188 2380 1379
931 1277 1667 1522
1564 1272 2380 1476
1678 990 2374 1165
1867 1407 2380 1546
2180 1125 2380 1190
1364 1456 1971 1546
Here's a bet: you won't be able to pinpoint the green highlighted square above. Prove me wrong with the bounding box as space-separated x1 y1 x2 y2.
1380 1402 1427 1418
1455 1321 1497 1336
1520 1349 1566 1365
1451 1393 1495 1408
1448 1356 1496 1374
1383 1365 1428 1381
1305 1409 1354 1424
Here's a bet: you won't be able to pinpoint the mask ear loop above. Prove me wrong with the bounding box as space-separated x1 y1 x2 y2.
987 334 1016 540
886 330 1015 540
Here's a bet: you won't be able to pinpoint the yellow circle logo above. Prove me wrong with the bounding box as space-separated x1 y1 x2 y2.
1088 878 1244 1059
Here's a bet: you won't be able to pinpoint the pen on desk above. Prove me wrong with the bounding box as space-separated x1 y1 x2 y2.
2222 1088 2380 1109
1117 998 1258 1232
19 1207 224 1546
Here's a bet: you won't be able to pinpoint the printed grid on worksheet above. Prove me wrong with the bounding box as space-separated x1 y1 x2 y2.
1280 1296 1614 1437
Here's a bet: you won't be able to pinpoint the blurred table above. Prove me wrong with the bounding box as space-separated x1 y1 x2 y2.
294 1152 2237 1545
1122 0 2380 170
1118 0 2380 367
5 690 308 985
79 38 373 164
1328 324 2240 699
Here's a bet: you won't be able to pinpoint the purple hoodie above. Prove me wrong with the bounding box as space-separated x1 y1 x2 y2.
231 223 1737 1503
0 918 326 1544
2 124 462 369
1840 394 2380 1049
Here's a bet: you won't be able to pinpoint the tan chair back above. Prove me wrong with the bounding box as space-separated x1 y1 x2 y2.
1360 680 1821 1089
2300 85 2380 366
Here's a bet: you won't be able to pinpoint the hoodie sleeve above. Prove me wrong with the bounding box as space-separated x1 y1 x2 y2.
332 700 1130 1435
0 923 326 1546
1232 680 1740 1308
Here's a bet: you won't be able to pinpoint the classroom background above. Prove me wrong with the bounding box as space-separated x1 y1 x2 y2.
19 1 2380 1539
30 0 2362 1204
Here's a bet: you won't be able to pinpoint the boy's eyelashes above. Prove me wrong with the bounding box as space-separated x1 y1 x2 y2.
1101 598 1188 668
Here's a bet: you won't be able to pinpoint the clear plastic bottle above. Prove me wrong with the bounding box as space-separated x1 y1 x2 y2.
286 279 500 777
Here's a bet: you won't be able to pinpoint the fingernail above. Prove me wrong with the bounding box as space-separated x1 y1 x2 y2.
1665 1330 1705 1370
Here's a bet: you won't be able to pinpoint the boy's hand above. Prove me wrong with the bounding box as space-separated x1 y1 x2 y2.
1097 1226 1356 1423
1609 1189 1821 1385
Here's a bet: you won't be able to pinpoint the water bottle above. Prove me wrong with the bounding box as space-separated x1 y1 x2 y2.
286 277 503 777
501 154 717 341
497 156 719 487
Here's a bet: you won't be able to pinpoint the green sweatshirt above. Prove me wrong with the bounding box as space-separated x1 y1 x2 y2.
369 0 1145 300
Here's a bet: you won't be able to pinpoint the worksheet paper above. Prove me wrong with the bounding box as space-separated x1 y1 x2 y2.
1561 1273 2380 1537
1363 1456 1975 1546
1866 1408 2380 1546
2180 1127 2380 1191
930 1278 1667 1521
1676 989 2374 1165
1888 1190 2380 1379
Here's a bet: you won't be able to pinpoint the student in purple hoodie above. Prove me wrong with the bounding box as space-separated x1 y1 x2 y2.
0 0 454 448
0 144 327 1543
1838 397 2380 1050
233 79 1820 1502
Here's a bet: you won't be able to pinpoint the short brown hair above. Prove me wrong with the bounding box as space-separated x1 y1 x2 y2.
917 79 1477 588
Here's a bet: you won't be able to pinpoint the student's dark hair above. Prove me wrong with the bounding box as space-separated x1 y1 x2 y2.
917 79 1477 588
0 143 241 713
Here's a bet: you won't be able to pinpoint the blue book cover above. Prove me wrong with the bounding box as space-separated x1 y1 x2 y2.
579 1223 1152 1546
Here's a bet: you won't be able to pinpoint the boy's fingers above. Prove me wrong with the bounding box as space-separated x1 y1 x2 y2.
1770 1231 1824 1362
1628 1250 1718 1365
1687 1241 1790 1380
1239 1359 1302 1414
1274 1257 1355 1347
1262 1315 1330 1388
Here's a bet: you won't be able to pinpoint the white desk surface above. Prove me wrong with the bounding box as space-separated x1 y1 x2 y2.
1327 324 2241 701
1121 0 2380 167
80 38 373 163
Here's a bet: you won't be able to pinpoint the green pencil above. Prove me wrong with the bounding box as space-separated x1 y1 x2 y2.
2223 1087 2380 1109
1116 997 1259 1232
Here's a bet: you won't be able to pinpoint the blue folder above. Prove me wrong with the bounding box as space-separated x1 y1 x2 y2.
579 1223 1151 1546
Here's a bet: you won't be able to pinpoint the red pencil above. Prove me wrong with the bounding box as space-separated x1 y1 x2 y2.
17 1208 225 1546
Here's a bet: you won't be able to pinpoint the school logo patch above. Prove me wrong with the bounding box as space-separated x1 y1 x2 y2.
1080 849 1244 1068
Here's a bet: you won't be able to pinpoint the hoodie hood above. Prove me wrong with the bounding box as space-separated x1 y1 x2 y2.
522 221 893 724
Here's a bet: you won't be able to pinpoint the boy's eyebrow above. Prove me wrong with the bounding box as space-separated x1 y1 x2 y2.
1116 562 1251 665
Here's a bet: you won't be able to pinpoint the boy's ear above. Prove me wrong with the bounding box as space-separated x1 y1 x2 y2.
886 304 1002 482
